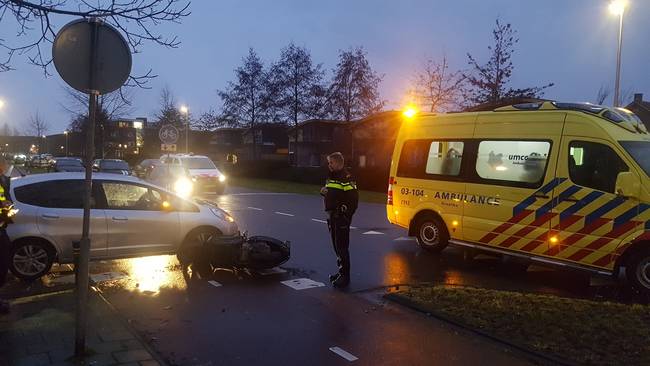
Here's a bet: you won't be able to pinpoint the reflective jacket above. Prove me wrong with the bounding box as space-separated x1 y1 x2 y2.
324 169 359 216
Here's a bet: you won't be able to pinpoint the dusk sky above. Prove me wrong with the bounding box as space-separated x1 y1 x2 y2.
0 0 649 134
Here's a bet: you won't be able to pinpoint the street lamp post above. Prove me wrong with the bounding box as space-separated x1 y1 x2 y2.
64 130 69 156
180 105 189 154
609 0 627 107
42 135 47 154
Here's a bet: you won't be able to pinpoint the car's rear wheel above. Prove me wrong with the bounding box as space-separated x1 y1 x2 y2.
9 240 55 281
414 216 449 253
626 248 650 298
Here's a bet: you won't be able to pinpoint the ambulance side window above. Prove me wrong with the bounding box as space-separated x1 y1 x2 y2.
397 140 464 179
568 141 628 193
475 140 551 187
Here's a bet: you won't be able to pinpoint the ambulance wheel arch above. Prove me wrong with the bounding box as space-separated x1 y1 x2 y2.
409 210 450 253
616 237 650 296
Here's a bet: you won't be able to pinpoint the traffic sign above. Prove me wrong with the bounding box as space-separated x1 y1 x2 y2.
161 144 177 152
159 124 179 144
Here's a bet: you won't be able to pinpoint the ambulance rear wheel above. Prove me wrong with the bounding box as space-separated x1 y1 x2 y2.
415 216 448 253
626 248 650 298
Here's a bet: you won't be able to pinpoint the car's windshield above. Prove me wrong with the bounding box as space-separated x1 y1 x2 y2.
101 160 129 170
182 157 216 169
620 141 650 177
56 159 82 167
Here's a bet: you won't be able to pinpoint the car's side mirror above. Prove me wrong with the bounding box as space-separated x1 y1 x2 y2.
615 171 640 199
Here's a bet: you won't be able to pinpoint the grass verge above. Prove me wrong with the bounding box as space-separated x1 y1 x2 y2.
388 286 650 366
229 176 387 204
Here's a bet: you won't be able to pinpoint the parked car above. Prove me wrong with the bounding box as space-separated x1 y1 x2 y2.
51 157 84 172
146 164 195 198
161 154 227 194
28 154 50 168
133 158 163 178
93 159 131 175
12 154 27 166
7 172 239 280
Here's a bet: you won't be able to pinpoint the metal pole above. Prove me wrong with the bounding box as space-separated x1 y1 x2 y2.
75 18 100 358
613 12 624 107
185 114 189 154
65 134 69 157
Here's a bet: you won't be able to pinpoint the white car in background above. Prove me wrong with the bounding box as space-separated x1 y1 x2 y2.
7 172 238 280
161 154 227 194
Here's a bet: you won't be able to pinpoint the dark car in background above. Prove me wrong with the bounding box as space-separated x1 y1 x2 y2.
51 157 84 172
93 159 131 175
133 158 163 178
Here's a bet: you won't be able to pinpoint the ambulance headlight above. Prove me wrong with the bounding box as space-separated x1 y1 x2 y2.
173 177 193 198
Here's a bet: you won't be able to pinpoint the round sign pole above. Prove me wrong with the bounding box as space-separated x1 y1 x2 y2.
53 17 131 359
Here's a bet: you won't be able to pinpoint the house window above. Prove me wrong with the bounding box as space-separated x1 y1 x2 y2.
358 155 366 168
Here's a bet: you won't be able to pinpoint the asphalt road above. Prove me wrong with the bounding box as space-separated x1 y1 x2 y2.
1 185 630 365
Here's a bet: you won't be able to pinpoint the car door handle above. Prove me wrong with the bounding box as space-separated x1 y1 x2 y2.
41 214 59 219
112 216 128 221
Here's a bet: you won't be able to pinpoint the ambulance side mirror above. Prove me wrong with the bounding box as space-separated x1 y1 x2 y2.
615 171 640 199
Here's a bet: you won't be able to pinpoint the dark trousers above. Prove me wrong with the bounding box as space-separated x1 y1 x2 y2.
0 228 10 287
328 213 351 277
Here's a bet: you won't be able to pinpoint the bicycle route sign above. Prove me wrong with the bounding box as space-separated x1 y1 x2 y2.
159 124 179 144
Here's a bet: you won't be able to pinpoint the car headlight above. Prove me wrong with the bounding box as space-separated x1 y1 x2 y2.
218 174 226 183
173 177 193 198
209 207 235 223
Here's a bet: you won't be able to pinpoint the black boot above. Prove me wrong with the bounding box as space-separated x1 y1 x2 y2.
332 274 350 288
329 273 340 283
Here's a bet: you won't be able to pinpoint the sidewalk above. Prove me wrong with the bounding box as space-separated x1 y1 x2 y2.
0 288 162 366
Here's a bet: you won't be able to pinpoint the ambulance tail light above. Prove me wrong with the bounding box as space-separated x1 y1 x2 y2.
387 176 395 205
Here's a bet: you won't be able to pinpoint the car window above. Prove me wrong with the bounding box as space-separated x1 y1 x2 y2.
182 157 216 169
149 166 166 180
14 180 93 208
102 182 164 211
475 140 551 185
569 141 628 193
101 160 129 170
397 139 464 178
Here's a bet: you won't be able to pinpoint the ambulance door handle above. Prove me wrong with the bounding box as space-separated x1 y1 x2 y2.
563 197 580 203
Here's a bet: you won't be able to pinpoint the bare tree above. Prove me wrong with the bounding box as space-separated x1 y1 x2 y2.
327 47 384 121
27 111 49 136
596 85 611 105
413 56 465 112
464 19 553 107
62 86 134 120
192 110 235 131
0 0 190 87
155 85 183 127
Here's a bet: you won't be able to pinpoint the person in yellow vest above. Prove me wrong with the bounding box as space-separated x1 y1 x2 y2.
0 156 12 314
320 152 358 288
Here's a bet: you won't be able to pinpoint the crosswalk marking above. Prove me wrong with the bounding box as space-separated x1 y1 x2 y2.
247 206 263 211
208 280 222 288
362 230 384 235
394 236 415 241
311 218 327 223
281 278 325 290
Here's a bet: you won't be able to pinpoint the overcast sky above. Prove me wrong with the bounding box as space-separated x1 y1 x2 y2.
0 0 648 134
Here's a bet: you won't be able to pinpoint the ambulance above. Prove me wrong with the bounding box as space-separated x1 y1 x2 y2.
387 101 650 295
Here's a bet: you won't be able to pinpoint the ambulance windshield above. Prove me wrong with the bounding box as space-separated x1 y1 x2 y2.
620 141 650 177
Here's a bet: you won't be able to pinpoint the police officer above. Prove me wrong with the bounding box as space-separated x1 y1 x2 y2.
0 156 12 314
321 152 358 288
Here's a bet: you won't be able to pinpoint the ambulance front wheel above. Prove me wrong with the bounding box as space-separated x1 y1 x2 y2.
415 216 449 253
626 248 650 297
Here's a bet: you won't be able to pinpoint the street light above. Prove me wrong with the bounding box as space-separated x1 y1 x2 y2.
180 105 189 154
0 99 4 109
609 0 627 107
64 130 69 156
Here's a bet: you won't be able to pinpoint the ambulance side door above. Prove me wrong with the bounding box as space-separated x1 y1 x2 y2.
462 112 564 254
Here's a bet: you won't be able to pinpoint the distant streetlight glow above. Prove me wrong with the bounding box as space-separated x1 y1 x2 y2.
402 105 418 119
179 105 189 114
609 0 626 15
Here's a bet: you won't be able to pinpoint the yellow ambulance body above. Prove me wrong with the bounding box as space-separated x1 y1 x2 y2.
387 101 650 295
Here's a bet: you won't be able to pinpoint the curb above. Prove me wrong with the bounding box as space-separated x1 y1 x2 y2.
384 292 576 366
93 288 170 366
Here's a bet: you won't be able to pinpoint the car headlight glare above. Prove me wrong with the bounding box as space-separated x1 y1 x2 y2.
173 177 193 198
218 174 226 183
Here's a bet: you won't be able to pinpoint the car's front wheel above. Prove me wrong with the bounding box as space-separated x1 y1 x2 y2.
9 240 55 281
626 248 650 298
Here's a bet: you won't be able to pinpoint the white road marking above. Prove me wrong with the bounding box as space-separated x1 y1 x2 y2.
247 206 263 211
90 272 127 283
394 236 415 241
208 280 222 288
311 218 327 224
362 230 384 235
350 226 358 230
256 267 288 276
329 347 358 362
275 211 295 217
281 278 325 290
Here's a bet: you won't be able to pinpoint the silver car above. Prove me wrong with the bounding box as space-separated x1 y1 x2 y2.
7 172 239 280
